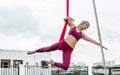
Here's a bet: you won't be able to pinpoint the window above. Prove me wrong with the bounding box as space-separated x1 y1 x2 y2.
36 63 38 66
26 62 29 65
1 59 11 68
41 61 48 68
13 60 23 68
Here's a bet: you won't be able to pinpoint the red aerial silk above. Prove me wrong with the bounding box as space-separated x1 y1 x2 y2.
58 0 69 49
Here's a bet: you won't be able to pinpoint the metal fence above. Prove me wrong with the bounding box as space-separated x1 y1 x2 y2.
0 65 88 75
24 65 52 75
0 65 19 75
1 65 120 75
24 65 88 75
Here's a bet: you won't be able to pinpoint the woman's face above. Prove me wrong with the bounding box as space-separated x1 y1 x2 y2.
81 23 89 30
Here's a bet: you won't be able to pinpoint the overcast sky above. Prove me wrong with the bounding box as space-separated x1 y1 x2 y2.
0 0 120 65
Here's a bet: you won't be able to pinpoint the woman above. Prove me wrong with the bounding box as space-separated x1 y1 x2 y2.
27 17 108 70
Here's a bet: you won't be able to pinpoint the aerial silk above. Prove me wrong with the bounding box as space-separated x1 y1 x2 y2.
58 0 69 49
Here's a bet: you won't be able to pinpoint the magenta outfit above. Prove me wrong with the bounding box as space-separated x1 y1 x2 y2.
69 27 82 41
36 27 82 70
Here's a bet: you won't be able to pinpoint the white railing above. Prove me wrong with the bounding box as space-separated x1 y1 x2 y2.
0 65 88 75
20 65 88 75
0 65 19 75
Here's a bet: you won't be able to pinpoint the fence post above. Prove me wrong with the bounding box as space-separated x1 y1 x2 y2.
0 65 2 75
19 65 25 75
0 60 2 75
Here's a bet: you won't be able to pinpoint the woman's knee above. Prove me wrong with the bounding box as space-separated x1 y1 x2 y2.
63 65 69 70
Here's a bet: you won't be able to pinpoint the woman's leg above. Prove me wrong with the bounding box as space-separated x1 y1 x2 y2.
52 41 73 70
27 42 59 55
54 52 71 70
36 42 59 52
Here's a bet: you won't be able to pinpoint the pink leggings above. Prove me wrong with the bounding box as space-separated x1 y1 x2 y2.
36 40 73 70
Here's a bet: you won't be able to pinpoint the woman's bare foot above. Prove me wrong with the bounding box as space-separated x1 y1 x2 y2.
45 59 54 65
27 51 36 55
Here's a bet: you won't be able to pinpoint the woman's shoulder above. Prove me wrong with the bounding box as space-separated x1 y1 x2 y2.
81 32 87 38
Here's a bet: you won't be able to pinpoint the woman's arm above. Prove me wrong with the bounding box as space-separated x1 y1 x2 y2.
64 17 75 28
82 33 108 50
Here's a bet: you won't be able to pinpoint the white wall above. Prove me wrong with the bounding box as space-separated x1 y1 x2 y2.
0 49 51 65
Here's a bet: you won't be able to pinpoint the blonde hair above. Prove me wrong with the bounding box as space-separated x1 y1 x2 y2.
79 21 90 27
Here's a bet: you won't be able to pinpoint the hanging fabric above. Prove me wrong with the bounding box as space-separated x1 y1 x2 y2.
58 0 69 49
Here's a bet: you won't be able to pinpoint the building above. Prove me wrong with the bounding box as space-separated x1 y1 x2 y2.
92 60 120 75
0 49 51 68
0 49 89 75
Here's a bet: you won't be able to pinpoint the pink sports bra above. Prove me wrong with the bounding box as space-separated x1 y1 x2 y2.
68 27 82 41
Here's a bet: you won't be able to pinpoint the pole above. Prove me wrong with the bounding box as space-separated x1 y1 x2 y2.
92 0 107 75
